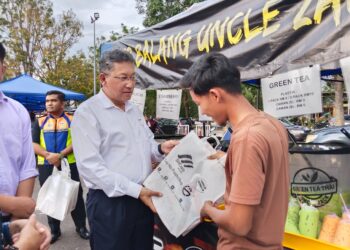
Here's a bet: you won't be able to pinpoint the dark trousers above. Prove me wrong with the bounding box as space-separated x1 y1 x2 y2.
38 163 87 234
87 189 154 250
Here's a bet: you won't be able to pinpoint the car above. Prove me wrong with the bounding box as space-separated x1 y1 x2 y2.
155 118 178 135
279 118 311 142
305 125 350 146
208 124 227 139
344 115 350 126
178 117 195 132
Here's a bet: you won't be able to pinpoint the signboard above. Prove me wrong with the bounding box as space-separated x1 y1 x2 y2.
130 88 146 113
340 57 350 103
261 65 322 118
156 89 182 120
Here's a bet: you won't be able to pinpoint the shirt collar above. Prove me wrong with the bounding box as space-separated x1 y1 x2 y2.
48 112 65 119
0 91 8 103
98 89 132 112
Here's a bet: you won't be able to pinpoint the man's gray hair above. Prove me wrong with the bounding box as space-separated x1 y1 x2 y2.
99 49 134 73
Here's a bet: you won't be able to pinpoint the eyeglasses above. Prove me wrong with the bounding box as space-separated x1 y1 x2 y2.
113 76 136 82
103 73 136 82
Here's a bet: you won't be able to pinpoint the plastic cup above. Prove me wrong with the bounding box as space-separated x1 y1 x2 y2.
299 204 319 238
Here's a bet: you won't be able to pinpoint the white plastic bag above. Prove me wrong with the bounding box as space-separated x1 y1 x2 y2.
144 131 226 237
36 158 79 221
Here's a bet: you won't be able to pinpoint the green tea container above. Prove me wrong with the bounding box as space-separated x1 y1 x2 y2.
299 204 319 238
285 199 300 234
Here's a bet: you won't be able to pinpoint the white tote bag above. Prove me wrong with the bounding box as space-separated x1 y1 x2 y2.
144 131 226 237
36 158 79 221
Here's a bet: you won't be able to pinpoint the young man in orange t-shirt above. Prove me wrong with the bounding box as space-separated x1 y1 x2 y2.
180 53 289 250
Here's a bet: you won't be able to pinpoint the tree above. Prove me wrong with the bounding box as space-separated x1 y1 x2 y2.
89 23 139 61
0 0 82 79
45 52 95 97
136 0 204 27
241 84 261 109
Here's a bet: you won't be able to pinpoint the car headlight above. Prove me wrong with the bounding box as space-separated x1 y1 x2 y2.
305 134 318 143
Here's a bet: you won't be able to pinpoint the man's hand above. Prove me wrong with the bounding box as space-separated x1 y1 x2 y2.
160 140 179 154
139 187 162 213
200 200 215 221
207 150 226 160
8 196 35 219
45 152 61 166
13 214 51 250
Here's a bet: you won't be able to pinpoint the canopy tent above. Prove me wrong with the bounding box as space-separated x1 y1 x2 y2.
0 74 86 111
101 0 350 89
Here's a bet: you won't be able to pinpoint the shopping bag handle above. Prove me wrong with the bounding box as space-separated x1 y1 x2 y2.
52 158 71 178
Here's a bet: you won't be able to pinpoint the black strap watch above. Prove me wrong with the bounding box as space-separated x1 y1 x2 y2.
158 144 165 155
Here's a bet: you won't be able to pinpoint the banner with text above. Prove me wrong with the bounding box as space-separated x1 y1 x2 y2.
130 88 146 113
340 57 350 104
156 89 182 120
261 65 322 118
102 0 350 89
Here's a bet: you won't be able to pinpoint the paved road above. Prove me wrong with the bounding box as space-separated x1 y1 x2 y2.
33 178 90 250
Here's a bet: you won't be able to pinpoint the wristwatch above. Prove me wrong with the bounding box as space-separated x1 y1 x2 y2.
59 152 64 160
158 144 165 155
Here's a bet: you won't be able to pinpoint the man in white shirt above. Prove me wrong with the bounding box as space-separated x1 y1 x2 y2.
71 49 178 250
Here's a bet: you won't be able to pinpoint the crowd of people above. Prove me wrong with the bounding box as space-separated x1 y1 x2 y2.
1 41 289 250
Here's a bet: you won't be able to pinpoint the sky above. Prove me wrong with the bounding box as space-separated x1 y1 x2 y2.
52 0 145 55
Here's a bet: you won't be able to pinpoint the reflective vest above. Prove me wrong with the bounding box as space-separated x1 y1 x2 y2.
37 113 75 165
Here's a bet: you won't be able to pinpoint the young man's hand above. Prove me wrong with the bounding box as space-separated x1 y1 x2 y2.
12 214 51 250
200 200 215 221
207 150 226 160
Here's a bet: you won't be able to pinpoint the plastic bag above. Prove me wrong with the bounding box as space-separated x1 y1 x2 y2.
144 131 226 237
36 158 79 221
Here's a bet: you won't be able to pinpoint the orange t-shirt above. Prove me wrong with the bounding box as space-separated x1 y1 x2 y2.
218 112 289 250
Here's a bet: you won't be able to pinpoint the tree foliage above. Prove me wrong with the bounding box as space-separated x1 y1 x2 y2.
89 23 139 62
136 0 204 27
45 53 95 97
0 0 82 79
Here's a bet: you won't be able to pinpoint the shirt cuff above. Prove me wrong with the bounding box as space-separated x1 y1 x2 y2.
126 182 143 199
153 144 165 162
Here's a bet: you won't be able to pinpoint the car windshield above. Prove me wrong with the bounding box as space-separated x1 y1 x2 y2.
279 118 294 126
158 118 178 126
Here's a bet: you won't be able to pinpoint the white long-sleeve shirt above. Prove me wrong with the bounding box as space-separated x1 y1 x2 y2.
71 90 163 198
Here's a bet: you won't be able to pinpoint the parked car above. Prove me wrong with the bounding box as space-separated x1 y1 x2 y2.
155 118 178 135
305 125 350 146
279 118 311 142
178 117 195 130
208 125 227 139
344 115 350 125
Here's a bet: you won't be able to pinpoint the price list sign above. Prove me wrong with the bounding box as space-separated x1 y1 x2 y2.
261 65 322 118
